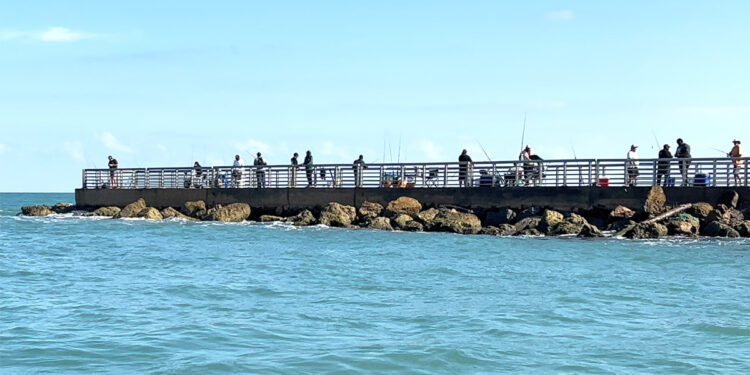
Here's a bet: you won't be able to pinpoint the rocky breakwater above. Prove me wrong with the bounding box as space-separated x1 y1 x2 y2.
19 188 750 239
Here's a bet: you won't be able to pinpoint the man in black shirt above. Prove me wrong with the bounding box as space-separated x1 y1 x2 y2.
254 152 267 188
303 151 314 187
458 149 473 187
675 138 692 186
656 144 672 186
290 152 299 187
352 155 366 187
107 155 118 188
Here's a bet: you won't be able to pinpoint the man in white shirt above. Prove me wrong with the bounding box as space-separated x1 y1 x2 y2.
626 145 639 186
232 154 244 187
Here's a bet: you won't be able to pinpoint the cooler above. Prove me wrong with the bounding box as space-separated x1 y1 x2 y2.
693 174 711 187
597 178 610 187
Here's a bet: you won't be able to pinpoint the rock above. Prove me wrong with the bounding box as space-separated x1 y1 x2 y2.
403 221 424 232
50 202 75 214
259 215 284 222
608 205 635 222
625 223 668 239
550 214 588 235
290 209 317 226
484 208 516 226
319 202 357 227
607 219 636 232
690 202 714 220
666 214 700 236
114 198 146 218
384 197 422 218
578 223 604 238
160 207 195 221
182 200 207 218
718 190 740 208
366 216 393 231
702 221 740 238
480 224 516 236
586 217 605 229
20 205 53 216
643 186 666 215
516 228 542 236
735 220 750 237
358 201 383 221
416 208 439 224
514 217 541 232
90 206 121 217
706 205 744 227
137 207 163 220
392 214 414 230
209 203 251 222
515 207 542 222
430 208 482 234
539 209 564 233
202 207 218 221
480 226 502 235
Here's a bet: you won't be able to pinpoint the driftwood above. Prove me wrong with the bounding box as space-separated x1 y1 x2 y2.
615 203 693 237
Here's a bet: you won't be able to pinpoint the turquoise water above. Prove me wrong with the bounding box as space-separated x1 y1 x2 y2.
2 193 750 374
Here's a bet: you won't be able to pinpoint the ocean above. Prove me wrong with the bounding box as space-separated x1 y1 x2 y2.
2 193 750 374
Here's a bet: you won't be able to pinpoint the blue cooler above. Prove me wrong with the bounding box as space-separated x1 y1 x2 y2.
693 174 711 187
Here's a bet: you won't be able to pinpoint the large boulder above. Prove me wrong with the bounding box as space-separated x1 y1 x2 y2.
666 214 700 237
515 207 542 222
182 200 207 218
430 208 482 234
579 223 604 238
550 213 588 235
625 223 668 239
702 221 740 238
539 209 564 233
484 208 516 226
643 186 666 215
209 203 251 222
690 202 714 220
608 205 635 222
319 202 357 227
516 228 543 236
137 207 163 220
706 205 744 227
51 202 75 214
480 224 517 236
115 198 146 218
718 190 739 209
392 214 415 230
366 216 393 231
21 205 53 216
89 206 121 217
607 219 636 232
384 197 422 218
358 201 384 221
514 217 541 232
403 221 424 232
416 208 439 224
160 207 195 221
735 220 750 237
259 215 284 222
290 209 317 226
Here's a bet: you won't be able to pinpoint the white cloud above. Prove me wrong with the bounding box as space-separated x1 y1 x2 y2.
98 132 132 153
545 10 575 21
417 139 444 161
63 141 85 162
0 27 100 42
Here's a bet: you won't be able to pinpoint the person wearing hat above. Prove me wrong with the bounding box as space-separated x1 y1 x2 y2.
729 139 744 186
626 145 640 186
657 144 673 187
253 152 267 188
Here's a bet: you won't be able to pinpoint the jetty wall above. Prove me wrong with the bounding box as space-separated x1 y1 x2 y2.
75 187 750 213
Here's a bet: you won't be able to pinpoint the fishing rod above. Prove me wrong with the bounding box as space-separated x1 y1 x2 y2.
519 113 527 157
476 139 492 161
652 131 660 150
711 147 729 156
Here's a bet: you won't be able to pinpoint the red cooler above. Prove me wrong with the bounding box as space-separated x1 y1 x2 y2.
597 178 610 187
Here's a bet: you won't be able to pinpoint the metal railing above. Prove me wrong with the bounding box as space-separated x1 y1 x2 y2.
81 157 749 189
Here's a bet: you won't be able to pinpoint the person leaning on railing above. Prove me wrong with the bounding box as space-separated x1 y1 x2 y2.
729 139 744 186
458 149 473 187
352 155 367 187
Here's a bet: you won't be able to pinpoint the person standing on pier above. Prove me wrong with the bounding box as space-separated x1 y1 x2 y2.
232 154 244 188
519 145 534 186
626 145 639 186
290 152 299 187
254 152 267 188
656 144 672 187
193 161 203 188
352 155 367 187
458 149 473 187
675 138 692 186
107 155 118 188
729 139 744 186
303 150 314 187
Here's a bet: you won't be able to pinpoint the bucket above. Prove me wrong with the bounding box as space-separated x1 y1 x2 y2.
597 178 610 187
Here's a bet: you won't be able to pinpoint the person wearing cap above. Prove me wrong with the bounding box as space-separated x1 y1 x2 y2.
675 138 691 186
254 152 267 188
657 144 673 187
232 154 244 187
626 145 640 186
729 139 744 186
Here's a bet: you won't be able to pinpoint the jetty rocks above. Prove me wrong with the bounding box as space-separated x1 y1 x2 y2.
19 186 750 239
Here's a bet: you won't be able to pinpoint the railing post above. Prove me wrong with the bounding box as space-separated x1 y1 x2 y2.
443 164 448 187
144 168 149 188
712 160 717 187
562 161 567 187
594 160 600 185
745 158 748 186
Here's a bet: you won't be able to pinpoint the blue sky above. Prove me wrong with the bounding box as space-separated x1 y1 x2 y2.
1 1 748 192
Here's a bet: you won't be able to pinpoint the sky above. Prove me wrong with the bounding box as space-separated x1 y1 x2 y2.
1 1 749 192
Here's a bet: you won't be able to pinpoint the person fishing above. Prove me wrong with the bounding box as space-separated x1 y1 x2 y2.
107 155 118 188
519 145 534 186
253 152 267 188
729 139 744 186
675 138 691 186
192 161 203 188
352 155 367 187
303 150 314 187
290 152 299 187
626 145 639 186
656 144 672 187
458 149 473 187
